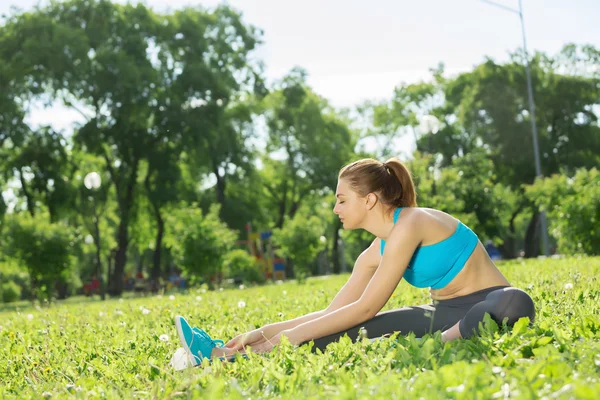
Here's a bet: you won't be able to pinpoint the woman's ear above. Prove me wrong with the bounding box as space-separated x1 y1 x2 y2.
366 193 378 210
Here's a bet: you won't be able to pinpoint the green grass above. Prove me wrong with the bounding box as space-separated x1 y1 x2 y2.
1 256 600 399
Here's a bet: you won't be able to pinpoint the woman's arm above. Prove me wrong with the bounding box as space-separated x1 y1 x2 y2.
287 214 422 344
260 239 382 338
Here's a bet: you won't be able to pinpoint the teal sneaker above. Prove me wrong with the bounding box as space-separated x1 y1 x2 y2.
191 327 249 365
175 316 220 366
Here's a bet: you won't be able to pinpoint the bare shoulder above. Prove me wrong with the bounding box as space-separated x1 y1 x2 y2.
388 207 426 241
394 207 460 245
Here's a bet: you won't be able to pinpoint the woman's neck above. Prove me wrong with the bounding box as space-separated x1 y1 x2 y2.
362 208 397 241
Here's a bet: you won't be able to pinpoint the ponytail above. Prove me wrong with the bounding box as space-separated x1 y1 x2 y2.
338 157 418 209
383 157 417 207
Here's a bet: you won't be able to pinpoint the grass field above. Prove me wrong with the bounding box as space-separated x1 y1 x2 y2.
1 256 600 399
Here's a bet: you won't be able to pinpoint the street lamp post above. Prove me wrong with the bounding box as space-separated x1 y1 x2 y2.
419 115 441 196
480 0 549 256
84 172 105 300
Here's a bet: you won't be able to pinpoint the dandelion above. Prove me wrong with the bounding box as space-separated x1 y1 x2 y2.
283 290 287 295
238 301 246 308
196 296 202 301
169 295 175 300
159 334 169 342
564 283 573 289
142 308 151 315
99 312 105 317
27 314 34 321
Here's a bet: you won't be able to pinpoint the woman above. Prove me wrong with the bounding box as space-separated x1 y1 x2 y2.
175 157 535 366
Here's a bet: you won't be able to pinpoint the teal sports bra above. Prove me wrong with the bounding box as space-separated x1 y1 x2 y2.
380 208 479 290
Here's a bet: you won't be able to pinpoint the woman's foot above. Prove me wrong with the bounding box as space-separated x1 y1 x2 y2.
175 316 246 366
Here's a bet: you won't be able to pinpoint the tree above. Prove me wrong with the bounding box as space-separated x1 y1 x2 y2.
262 68 356 228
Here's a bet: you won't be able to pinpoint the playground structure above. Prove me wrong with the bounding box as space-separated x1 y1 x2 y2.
244 223 286 281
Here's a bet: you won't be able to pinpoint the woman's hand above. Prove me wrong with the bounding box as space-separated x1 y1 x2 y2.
225 328 267 351
250 329 301 353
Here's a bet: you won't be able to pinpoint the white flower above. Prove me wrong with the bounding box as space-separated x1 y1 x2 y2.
239 284 245 290
115 310 124 316
169 295 175 300
238 301 246 308
157 295 163 299
159 334 169 342
27 314 34 321
564 283 573 289
196 296 202 301
99 312 105 317
170 347 191 371
119 298 124 303
219 288 224 292
42 391 52 398
283 290 287 295
142 308 151 315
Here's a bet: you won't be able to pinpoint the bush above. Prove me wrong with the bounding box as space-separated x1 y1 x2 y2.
526 168 600 255
2 280 22 303
165 204 238 288
2 213 77 301
223 249 266 284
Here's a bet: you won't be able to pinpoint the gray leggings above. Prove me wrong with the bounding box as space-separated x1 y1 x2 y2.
303 286 535 352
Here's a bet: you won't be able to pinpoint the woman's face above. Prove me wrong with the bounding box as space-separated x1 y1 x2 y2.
333 178 367 230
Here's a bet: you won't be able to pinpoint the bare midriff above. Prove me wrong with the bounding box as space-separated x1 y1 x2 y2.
430 241 511 301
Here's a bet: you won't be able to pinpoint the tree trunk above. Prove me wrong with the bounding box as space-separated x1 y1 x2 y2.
213 165 226 210
524 210 540 258
151 207 164 281
331 220 342 274
108 160 139 296
499 203 524 259
145 172 164 282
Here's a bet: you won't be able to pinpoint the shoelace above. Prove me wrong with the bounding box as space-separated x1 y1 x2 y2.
192 328 225 348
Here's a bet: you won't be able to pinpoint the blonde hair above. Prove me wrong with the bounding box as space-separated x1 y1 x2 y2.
338 157 417 208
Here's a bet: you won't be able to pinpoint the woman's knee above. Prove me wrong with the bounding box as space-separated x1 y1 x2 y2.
459 287 535 338
486 287 535 325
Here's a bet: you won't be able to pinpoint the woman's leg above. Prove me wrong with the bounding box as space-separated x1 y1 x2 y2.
302 303 467 353
451 287 535 340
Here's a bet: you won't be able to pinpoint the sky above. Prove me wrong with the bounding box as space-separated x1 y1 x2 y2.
1 0 599 199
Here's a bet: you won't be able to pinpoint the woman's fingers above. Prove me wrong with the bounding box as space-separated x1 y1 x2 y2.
225 335 242 349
